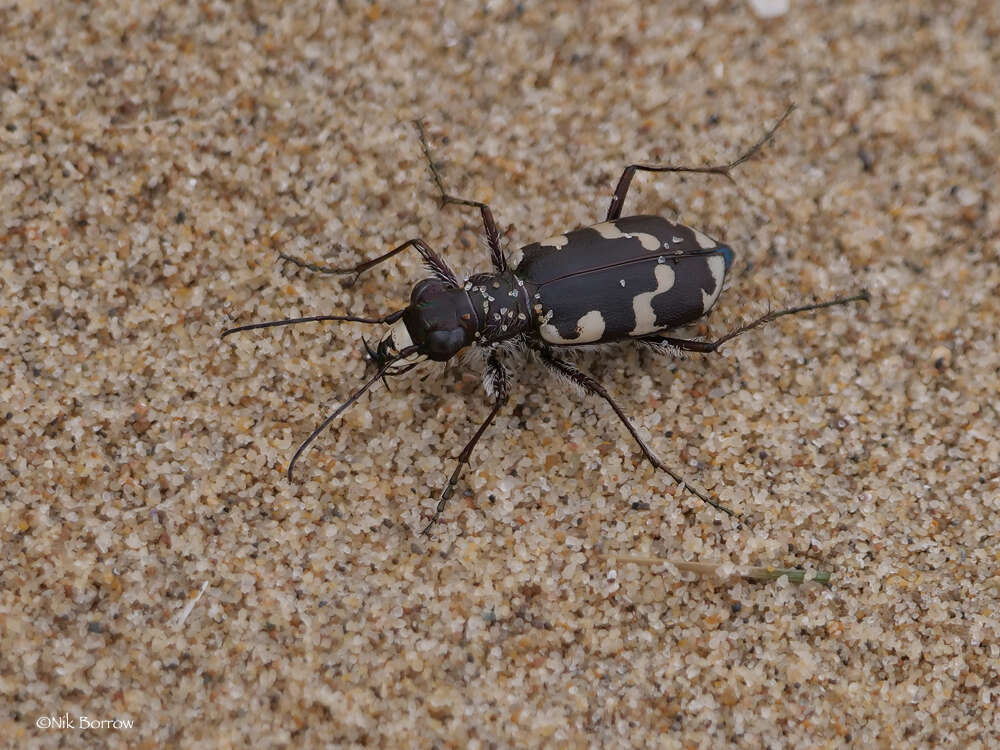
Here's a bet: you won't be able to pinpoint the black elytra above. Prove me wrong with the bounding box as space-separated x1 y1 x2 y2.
222 105 868 534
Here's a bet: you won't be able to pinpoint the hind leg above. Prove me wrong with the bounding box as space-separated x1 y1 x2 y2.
639 292 870 354
606 104 796 221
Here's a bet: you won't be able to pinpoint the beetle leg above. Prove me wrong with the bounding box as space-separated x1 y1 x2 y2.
640 291 870 354
422 352 510 534
606 104 796 221
281 237 460 288
535 346 736 518
414 120 508 274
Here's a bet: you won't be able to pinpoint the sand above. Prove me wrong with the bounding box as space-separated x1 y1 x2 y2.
2 1 998 747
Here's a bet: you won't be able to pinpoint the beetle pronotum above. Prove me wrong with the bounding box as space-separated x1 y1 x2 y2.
223 106 867 533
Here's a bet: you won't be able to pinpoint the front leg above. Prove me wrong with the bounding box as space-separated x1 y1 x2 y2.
281 237 460 288
534 345 735 518
422 351 511 534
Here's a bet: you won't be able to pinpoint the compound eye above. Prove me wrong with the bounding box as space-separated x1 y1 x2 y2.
411 278 449 306
425 328 466 361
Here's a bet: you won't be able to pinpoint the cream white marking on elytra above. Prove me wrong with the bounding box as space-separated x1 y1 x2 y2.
701 255 727 312
693 229 717 250
541 309 606 344
629 263 677 336
387 318 413 351
592 221 660 251
636 233 661 251
539 234 569 249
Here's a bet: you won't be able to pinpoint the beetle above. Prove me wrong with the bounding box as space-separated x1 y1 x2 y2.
222 106 867 533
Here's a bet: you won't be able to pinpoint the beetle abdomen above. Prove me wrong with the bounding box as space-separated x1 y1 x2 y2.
517 216 733 345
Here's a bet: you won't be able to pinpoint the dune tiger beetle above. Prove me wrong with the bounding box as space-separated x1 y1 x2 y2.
222 105 868 534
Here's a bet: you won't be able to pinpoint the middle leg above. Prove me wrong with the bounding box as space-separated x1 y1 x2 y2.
414 119 508 273
535 345 735 518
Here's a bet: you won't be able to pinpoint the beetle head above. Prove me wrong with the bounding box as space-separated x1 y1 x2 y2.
369 278 478 366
